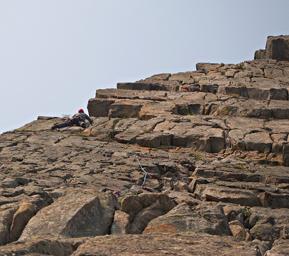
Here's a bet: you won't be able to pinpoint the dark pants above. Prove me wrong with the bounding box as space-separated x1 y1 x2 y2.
52 118 88 130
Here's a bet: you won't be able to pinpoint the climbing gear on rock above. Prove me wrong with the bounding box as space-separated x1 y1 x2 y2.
51 110 93 130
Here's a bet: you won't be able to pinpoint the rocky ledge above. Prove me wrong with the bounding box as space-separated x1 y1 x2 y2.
1 35 289 256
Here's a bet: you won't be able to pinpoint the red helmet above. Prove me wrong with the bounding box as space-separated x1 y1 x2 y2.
78 108 84 113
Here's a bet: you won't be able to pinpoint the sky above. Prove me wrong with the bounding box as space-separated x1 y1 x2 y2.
0 0 289 133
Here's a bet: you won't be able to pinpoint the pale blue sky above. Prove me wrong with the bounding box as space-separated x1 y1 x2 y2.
1 0 289 132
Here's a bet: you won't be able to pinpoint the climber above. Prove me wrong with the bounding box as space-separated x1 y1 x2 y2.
51 109 93 130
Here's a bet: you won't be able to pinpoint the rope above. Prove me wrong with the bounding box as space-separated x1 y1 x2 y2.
135 156 148 187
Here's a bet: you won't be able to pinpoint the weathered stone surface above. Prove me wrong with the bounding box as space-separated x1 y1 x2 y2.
20 190 117 239
229 220 249 241
0 205 17 245
254 36 289 62
0 194 51 246
255 49 266 60
195 184 261 206
0 238 83 256
72 233 258 256
266 239 289 256
135 132 172 148
196 63 223 73
9 196 50 242
248 207 289 238
86 83 289 162
244 132 272 153
120 193 176 234
144 202 231 236
110 210 130 235
109 100 143 118
250 222 277 241
266 35 289 61
2 36 289 255
259 191 289 209
87 98 115 117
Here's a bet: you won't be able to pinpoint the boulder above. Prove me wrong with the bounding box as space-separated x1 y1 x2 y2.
144 202 231 236
20 190 117 239
9 196 50 242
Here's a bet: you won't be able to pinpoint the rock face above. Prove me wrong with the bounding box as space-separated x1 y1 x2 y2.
255 35 289 61
1 35 289 255
266 36 289 61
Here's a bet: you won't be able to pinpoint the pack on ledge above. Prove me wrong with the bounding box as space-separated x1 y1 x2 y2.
0 35 289 256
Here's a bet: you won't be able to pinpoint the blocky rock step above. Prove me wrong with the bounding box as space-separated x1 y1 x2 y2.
191 160 289 208
85 115 289 165
118 81 289 101
116 59 289 101
184 159 289 244
89 89 289 120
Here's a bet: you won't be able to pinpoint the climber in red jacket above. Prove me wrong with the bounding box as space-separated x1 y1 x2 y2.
51 109 93 130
